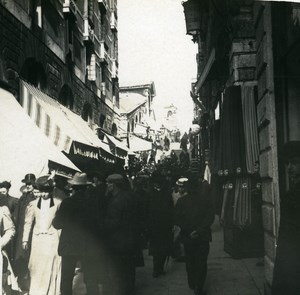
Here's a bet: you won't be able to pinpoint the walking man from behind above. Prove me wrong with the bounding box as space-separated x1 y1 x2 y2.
104 174 137 295
174 176 214 295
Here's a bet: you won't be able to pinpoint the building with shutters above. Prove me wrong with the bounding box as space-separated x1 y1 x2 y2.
0 0 120 136
182 0 300 294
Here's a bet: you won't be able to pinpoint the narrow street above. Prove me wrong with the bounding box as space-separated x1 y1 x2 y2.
73 220 264 295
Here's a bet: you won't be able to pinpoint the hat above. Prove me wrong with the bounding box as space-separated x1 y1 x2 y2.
106 174 124 184
22 173 36 184
281 141 300 160
36 175 54 192
176 177 189 187
0 181 11 190
68 172 91 186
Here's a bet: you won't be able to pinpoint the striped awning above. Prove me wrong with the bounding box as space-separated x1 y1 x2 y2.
20 80 115 163
0 87 80 197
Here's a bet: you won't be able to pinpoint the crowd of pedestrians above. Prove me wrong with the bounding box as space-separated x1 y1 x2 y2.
0 156 215 295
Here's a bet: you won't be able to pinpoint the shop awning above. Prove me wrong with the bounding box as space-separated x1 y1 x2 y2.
128 135 153 152
0 87 80 197
20 80 115 163
104 133 129 158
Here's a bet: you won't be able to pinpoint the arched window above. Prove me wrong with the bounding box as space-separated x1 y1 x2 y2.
111 123 117 136
20 58 47 90
59 85 74 110
82 102 93 123
99 114 106 128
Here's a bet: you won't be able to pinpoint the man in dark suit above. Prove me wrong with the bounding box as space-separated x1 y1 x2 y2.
104 174 137 295
174 176 214 295
53 172 100 295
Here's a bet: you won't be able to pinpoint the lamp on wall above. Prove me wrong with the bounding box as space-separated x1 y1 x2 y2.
182 0 208 40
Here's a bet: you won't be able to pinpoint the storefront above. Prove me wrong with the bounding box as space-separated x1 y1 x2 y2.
19 80 118 175
0 87 80 197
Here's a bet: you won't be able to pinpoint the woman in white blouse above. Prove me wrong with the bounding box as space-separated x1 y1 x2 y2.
22 175 62 295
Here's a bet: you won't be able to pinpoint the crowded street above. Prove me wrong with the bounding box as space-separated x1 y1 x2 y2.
1 0 300 294
73 221 264 295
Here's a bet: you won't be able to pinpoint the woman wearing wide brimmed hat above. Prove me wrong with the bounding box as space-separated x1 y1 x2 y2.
22 175 62 295
53 172 100 295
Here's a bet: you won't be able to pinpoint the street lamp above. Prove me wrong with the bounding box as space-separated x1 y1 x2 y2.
182 0 208 40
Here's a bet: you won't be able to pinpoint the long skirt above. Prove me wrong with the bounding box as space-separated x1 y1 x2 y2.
28 231 61 295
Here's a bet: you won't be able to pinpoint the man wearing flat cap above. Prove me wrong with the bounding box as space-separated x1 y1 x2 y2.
104 173 137 295
272 141 300 295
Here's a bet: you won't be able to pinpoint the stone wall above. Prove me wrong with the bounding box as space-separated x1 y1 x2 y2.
254 2 280 294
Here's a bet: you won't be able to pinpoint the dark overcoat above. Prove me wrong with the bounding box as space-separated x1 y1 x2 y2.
53 189 95 256
147 187 173 256
104 190 137 255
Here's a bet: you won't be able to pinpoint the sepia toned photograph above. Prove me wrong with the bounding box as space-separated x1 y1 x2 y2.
0 0 300 294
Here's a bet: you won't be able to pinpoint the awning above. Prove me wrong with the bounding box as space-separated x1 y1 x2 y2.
0 87 80 197
103 132 129 159
20 80 115 163
128 135 153 152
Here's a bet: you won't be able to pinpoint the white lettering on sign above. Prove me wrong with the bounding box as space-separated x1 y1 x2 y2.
73 146 99 159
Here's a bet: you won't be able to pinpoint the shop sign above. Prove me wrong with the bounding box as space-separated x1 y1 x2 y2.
72 141 99 160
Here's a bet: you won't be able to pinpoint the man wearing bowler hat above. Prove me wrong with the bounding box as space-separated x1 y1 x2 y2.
104 173 137 295
53 172 100 295
272 141 300 295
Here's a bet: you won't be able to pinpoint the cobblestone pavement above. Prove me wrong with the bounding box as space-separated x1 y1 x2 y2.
73 221 265 295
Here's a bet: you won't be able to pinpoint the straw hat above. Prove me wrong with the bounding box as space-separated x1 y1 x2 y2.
68 173 91 186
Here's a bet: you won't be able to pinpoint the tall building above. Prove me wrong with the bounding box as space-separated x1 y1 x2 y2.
182 1 300 293
119 81 157 139
0 0 124 188
0 0 119 135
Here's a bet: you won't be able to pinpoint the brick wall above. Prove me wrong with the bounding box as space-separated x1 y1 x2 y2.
0 4 118 134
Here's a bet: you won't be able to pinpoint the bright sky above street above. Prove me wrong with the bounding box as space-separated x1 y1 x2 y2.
118 0 198 133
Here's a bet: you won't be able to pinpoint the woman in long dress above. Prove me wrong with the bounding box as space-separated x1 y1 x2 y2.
22 175 62 295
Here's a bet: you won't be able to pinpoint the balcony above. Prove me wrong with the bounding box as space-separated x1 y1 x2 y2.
83 19 95 45
110 12 117 32
100 41 109 64
111 59 118 80
63 0 78 20
98 0 109 14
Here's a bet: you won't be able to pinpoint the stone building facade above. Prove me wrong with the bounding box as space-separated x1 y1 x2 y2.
182 0 300 293
0 0 120 136
119 82 157 140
